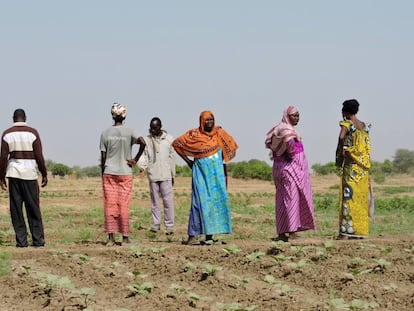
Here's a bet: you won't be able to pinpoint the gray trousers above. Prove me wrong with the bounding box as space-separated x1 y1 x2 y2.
149 180 174 228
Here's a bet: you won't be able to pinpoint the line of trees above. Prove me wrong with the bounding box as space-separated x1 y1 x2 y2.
46 148 414 182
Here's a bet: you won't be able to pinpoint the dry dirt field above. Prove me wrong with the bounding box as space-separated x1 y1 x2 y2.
0 175 413 311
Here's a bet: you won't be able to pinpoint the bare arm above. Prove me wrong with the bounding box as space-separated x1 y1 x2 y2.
100 151 107 175
177 153 193 169
335 126 348 167
127 137 147 167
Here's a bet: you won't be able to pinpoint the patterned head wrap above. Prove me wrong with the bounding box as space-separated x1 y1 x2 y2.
173 110 238 162
111 103 127 118
265 106 301 156
199 110 214 132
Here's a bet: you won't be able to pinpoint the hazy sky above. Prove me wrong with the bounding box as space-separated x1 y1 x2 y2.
1 1 413 168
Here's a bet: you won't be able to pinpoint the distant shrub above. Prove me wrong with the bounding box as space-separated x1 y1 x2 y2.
51 163 72 177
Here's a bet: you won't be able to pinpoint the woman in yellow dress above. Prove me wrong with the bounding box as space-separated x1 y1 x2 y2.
335 99 371 239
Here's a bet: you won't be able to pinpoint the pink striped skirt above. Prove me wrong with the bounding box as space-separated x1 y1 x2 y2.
102 174 133 236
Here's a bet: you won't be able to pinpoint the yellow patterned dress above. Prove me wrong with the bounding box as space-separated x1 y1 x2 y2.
338 120 371 237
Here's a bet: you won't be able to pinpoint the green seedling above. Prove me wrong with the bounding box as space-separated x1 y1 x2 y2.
73 253 91 264
147 246 166 253
222 244 241 255
129 246 144 257
127 282 153 296
232 274 250 284
263 274 281 285
78 287 95 308
170 283 187 293
246 251 265 262
271 254 293 266
324 240 334 252
384 283 398 290
371 258 391 273
188 292 201 301
287 259 307 270
201 264 222 278
183 262 197 272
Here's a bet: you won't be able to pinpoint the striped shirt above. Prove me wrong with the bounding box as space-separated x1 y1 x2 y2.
0 122 47 180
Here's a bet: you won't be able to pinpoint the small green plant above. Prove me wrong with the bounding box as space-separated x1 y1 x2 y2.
403 245 414 253
324 240 334 252
383 283 398 290
287 259 307 270
330 298 349 309
267 241 285 255
129 246 144 257
127 282 153 296
201 264 222 280
278 284 294 296
331 297 379 310
111 261 121 268
78 287 96 308
73 253 91 264
263 275 281 285
188 292 201 301
127 270 141 278
290 245 306 255
246 251 265 262
222 244 241 255
349 299 379 310
348 256 365 268
170 283 187 293
272 254 293 266
147 246 166 253
183 262 197 272
232 274 250 285
36 272 75 300
371 258 391 273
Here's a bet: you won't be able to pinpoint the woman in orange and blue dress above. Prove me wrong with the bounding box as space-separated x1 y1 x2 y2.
335 99 372 239
173 110 238 245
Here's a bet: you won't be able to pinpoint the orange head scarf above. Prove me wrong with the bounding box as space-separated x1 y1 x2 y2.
173 110 238 162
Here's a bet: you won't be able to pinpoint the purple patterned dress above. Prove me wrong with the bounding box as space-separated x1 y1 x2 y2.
272 139 316 235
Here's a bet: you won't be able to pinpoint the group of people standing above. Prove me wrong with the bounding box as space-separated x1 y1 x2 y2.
0 99 372 248
99 105 238 246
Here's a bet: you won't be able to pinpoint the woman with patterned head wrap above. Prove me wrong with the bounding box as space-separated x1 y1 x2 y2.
173 110 238 245
265 106 315 242
100 103 146 245
335 99 372 240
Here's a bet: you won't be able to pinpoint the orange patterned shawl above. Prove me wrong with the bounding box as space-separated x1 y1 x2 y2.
173 111 238 162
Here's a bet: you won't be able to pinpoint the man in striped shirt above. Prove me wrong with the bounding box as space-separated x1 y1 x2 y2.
0 109 48 248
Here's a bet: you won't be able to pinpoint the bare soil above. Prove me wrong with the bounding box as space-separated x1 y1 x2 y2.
0 176 413 311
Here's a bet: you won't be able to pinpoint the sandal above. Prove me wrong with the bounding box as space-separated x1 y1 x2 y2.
271 234 288 242
335 235 348 240
181 236 200 245
289 233 304 241
202 238 218 245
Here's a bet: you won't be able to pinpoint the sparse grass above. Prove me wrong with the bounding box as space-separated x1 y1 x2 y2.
0 249 11 276
0 175 412 247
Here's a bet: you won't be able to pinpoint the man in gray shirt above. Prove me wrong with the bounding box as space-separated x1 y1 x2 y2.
140 117 175 235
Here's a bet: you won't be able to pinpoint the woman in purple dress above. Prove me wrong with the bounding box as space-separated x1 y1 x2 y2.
265 106 316 242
